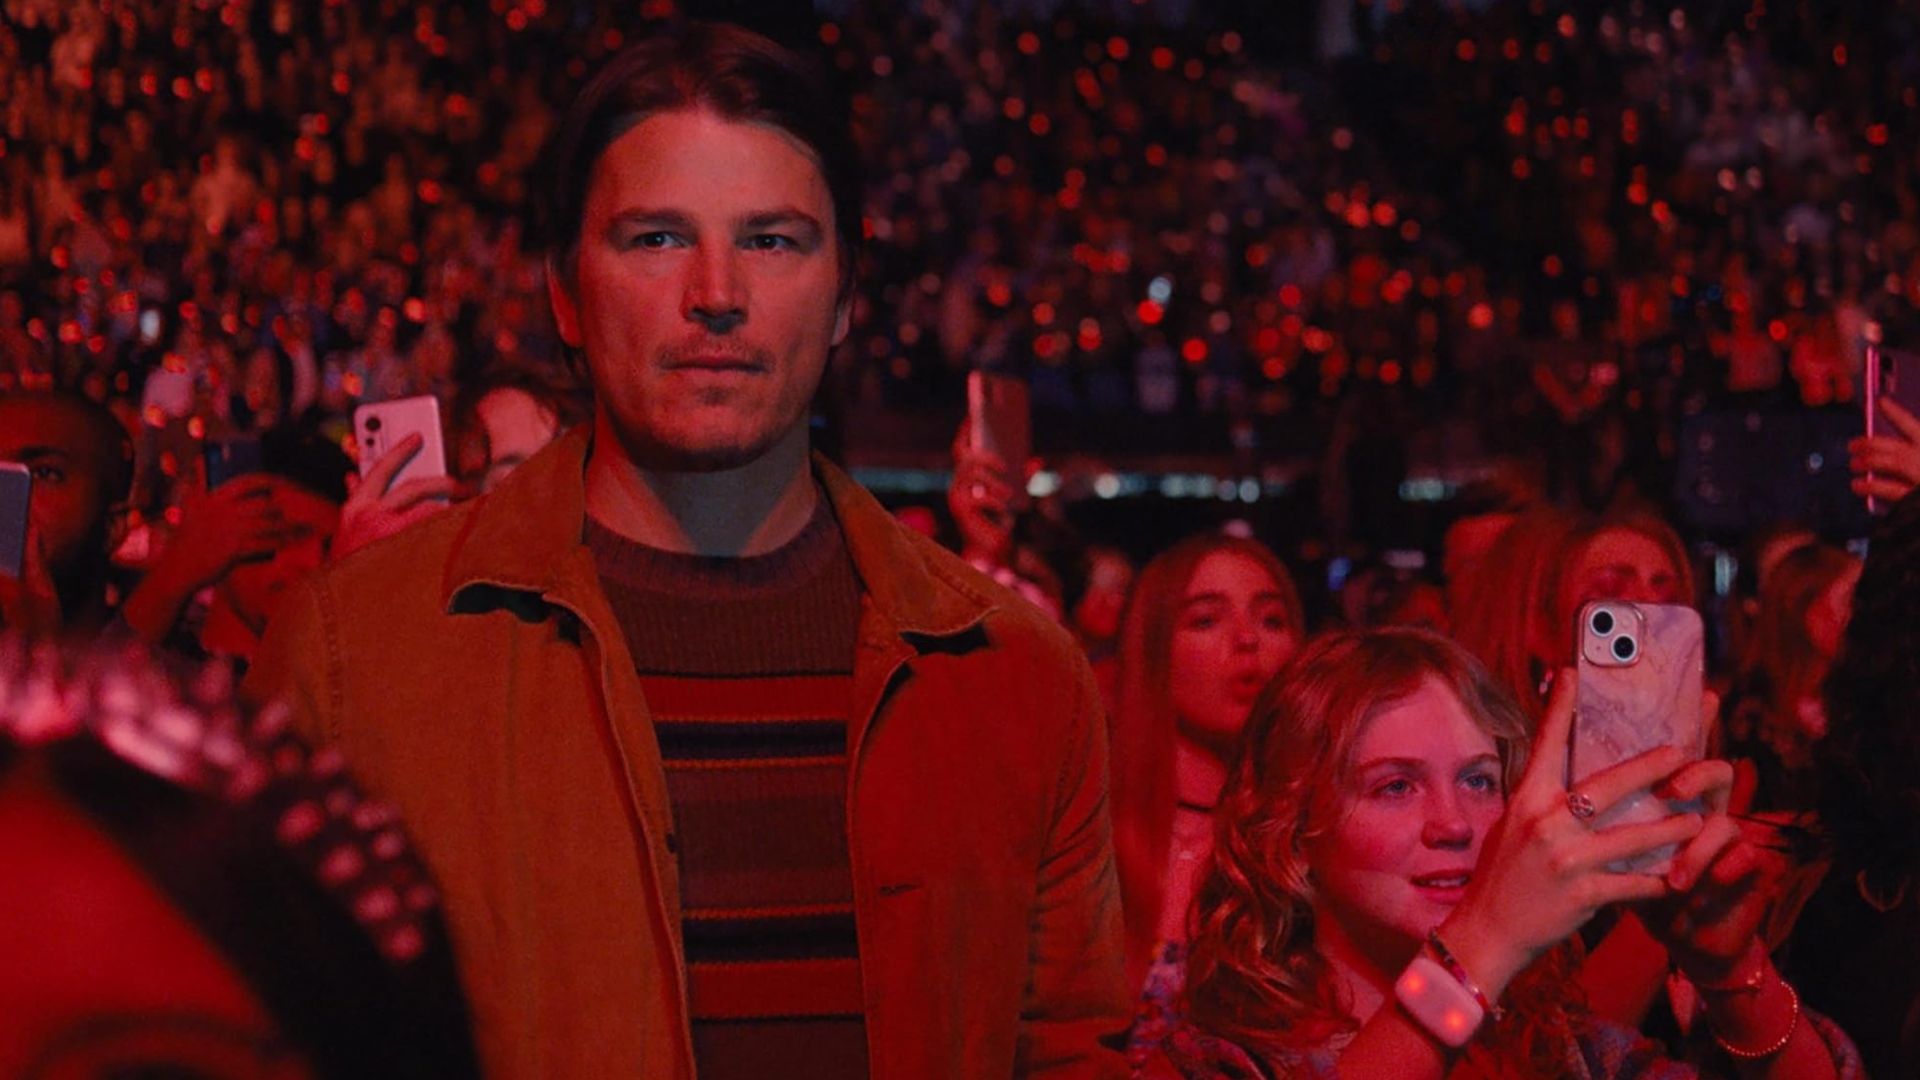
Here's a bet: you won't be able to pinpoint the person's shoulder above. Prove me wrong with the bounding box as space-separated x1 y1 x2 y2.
323 496 481 594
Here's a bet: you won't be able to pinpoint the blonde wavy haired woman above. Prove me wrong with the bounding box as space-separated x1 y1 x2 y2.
1130 629 1858 1080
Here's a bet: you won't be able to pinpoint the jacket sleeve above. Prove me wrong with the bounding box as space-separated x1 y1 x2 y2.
240 573 340 749
1018 652 1133 1079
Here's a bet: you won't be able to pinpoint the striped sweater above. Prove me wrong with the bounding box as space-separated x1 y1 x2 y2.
588 499 869 1079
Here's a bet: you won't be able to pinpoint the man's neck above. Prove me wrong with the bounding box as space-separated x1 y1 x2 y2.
584 417 819 557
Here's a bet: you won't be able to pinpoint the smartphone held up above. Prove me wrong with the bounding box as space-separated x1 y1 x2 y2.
966 371 1031 514
1863 332 1920 515
0 462 29 581
1570 600 1707 874
352 396 449 495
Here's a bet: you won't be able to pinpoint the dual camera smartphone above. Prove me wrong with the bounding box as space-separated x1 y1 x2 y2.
1570 599 1707 874
351 395 448 491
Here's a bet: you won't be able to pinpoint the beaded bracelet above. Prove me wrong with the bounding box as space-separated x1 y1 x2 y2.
1713 978 1801 1060
1426 929 1505 1022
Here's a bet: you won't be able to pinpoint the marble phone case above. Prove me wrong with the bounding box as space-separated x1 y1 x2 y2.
1571 600 1705 874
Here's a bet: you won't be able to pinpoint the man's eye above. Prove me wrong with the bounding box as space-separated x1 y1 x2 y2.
621 231 678 250
29 465 64 484
745 234 796 252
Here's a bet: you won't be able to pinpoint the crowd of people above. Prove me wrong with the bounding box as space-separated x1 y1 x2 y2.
5 3 1920 1080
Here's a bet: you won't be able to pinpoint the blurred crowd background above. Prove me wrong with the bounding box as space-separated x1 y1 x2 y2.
0 0 1914 619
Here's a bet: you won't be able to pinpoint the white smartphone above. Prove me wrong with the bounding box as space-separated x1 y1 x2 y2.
1571 600 1707 874
0 462 28 580
353 395 448 494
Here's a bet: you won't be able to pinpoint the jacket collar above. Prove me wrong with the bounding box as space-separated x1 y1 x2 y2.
441 424 995 643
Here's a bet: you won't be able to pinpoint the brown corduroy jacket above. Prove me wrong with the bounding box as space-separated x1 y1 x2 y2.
244 424 1130 1080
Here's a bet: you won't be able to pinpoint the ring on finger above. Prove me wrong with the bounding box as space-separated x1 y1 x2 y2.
1566 789 1599 822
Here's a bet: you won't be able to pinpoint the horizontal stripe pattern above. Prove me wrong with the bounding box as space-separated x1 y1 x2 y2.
590 504 868 1079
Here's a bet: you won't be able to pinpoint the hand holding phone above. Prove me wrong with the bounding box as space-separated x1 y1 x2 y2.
1856 339 1920 512
966 371 1031 514
1570 600 1707 874
331 434 461 562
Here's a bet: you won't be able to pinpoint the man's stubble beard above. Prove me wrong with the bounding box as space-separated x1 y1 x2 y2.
604 403 808 475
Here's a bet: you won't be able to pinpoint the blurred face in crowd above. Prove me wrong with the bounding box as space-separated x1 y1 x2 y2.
0 397 123 587
548 108 851 473
468 387 560 494
217 480 338 637
1072 549 1134 648
1307 679 1505 973
1564 526 1683 613
0 766 310 1079
1168 551 1300 755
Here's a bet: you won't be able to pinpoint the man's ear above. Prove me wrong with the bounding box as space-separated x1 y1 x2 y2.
103 501 131 564
831 290 852 348
546 256 583 347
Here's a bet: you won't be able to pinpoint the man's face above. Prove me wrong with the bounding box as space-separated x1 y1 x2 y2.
548 108 851 473
0 399 119 581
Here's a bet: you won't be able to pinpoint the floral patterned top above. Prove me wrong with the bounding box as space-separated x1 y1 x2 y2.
1127 943 1863 1080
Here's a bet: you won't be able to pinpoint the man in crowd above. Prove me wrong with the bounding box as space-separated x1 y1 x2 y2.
247 22 1128 1080
0 390 134 639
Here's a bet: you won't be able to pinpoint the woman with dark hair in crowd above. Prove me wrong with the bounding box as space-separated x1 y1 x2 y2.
0 638 479 1079
1109 531 1305 989
1722 543 1859 814
448 362 593 494
1131 628 1857 1080
1784 492 1920 1079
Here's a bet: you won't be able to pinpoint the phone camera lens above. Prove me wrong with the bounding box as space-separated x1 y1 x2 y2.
364 416 383 432
1612 635 1637 662
1590 608 1615 635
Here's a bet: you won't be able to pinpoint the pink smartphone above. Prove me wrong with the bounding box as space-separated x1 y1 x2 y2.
967 370 1031 512
1864 340 1920 514
353 395 448 494
1570 600 1706 874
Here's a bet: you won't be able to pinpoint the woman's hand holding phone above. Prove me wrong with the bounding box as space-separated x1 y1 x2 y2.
1850 396 1920 508
1434 672 1721 1005
332 433 464 563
